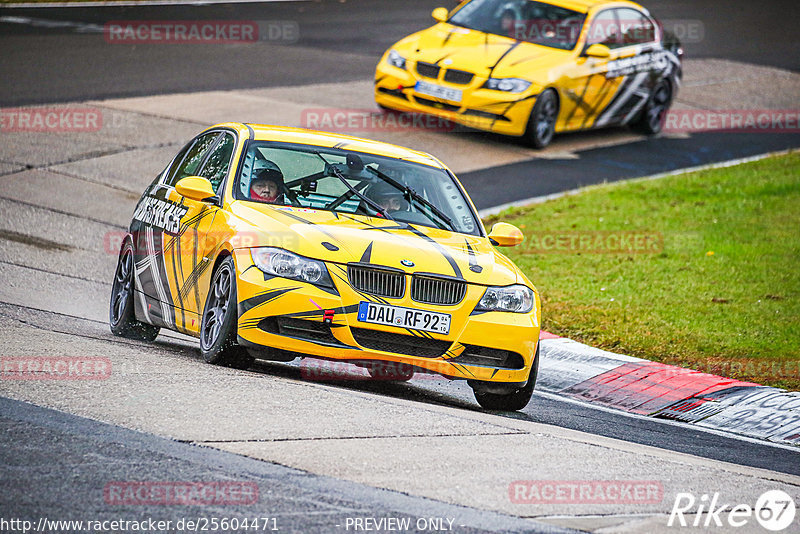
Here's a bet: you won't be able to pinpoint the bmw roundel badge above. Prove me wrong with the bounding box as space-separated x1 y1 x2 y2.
400 259 415 267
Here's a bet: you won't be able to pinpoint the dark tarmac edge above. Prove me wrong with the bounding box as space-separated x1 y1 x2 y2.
0 396 579 534
461 132 800 211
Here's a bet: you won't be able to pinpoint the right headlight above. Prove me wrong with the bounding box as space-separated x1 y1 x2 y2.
251 247 334 288
386 49 407 70
482 78 532 93
475 284 534 313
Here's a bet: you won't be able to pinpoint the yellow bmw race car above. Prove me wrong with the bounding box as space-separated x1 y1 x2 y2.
375 0 682 147
110 123 541 410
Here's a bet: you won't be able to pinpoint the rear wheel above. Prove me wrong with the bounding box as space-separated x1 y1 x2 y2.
109 241 160 341
523 89 558 148
471 344 539 411
200 257 254 370
632 79 672 134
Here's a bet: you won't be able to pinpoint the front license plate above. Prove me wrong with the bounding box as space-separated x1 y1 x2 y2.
414 80 463 102
357 301 450 335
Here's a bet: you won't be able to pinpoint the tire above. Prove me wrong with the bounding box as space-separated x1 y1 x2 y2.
631 79 672 135
522 89 558 148
199 256 254 370
109 240 160 341
472 344 540 411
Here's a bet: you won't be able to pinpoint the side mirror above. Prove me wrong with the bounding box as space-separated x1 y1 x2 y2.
175 176 216 203
584 43 611 58
488 222 524 247
432 7 449 23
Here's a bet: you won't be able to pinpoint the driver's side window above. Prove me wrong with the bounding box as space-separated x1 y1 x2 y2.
198 133 235 193
586 10 621 49
164 132 220 188
616 8 655 46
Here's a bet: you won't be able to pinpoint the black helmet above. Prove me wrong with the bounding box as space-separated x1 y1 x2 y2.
366 181 407 211
252 161 284 188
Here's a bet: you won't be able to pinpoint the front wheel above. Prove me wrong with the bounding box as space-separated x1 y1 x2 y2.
631 79 672 135
200 257 253 370
522 89 559 149
471 344 540 411
109 240 160 341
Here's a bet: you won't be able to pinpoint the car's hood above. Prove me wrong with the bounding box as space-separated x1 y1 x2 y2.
228 202 521 286
401 24 572 81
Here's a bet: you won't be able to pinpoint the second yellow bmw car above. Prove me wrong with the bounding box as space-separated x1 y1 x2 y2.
375 0 682 147
110 123 541 410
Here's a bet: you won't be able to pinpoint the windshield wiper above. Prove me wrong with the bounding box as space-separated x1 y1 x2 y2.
313 152 396 222
364 166 455 231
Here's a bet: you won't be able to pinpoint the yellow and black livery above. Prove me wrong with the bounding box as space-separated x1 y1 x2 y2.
375 0 682 147
110 123 541 410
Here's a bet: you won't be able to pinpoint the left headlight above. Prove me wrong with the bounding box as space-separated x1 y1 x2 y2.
482 78 532 93
386 49 407 70
475 284 534 313
251 247 334 288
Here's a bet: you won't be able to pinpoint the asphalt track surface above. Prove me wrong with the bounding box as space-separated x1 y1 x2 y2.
1 396 571 534
0 0 798 106
1 0 799 209
3 303 799 478
1 0 799 530
463 132 800 209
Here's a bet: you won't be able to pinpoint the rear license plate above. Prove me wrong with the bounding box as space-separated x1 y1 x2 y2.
357 301 450 335
414 80 463 102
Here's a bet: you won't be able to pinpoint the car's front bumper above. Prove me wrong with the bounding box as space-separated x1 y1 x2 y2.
374 62 537 138
233 249 539 384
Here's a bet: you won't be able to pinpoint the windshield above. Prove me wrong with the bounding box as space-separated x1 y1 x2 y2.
449 0 586 50
236 142 481 236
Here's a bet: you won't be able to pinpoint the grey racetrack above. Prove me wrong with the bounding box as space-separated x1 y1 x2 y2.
1 1 799 532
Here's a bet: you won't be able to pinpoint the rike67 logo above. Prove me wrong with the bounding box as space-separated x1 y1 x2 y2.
669 490 796 531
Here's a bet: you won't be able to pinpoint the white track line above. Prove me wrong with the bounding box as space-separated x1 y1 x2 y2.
534 390 800 453
1 0 306 8
479 148 800 217
0 15 103 32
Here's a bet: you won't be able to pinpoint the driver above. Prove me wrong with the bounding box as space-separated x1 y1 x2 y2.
250 162 284 203
365 180 408 213
500 8 517 37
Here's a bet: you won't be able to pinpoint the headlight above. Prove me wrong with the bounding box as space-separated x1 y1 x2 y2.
482 78 532 93
386 49 407 70
475 284 534 313
251 247 334 288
